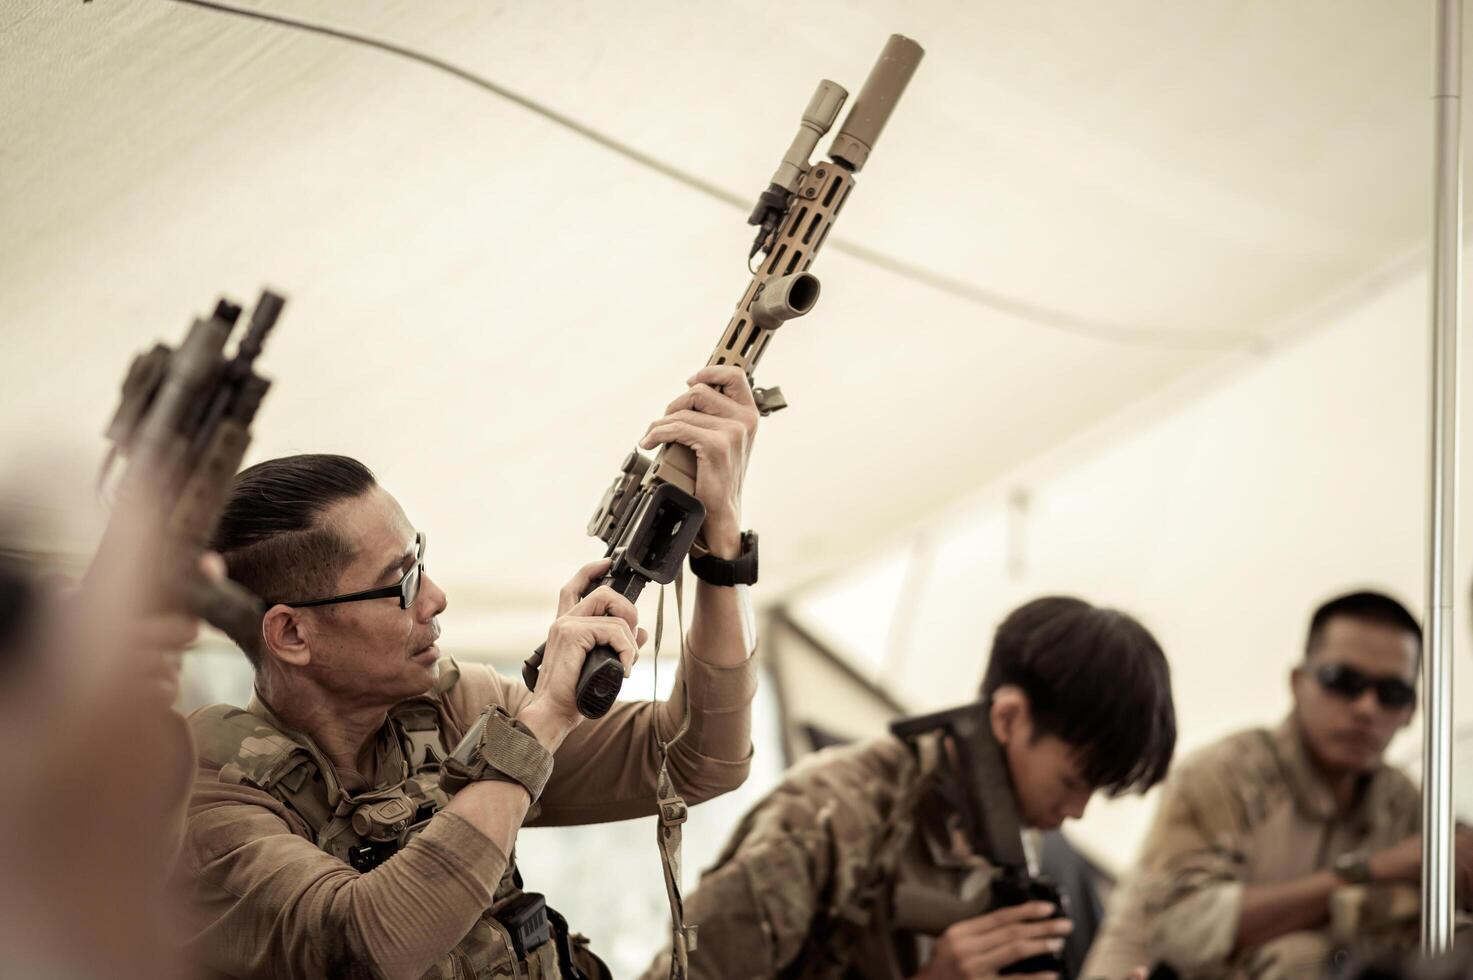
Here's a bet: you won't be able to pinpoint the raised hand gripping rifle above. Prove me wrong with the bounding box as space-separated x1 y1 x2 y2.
523 34 924 720
890 703 1071 979
90 291 284 648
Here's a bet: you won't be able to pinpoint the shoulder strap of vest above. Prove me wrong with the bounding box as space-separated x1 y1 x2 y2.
189 703 334 834
388 654 464 774
389 697 448 774
190 703 309 788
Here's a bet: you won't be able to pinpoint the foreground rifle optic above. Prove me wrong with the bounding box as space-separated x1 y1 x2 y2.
92 291 284 648
522 35 925 719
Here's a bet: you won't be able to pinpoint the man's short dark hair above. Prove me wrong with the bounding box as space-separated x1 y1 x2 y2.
212 454 377 666
1305 590 1421 665
979 596 1176 796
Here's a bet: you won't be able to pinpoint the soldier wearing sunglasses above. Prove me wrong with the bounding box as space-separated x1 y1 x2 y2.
1084 591 1473 980
179 366 763 980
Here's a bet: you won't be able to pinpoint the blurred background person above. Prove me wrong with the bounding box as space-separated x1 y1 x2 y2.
1083 591 1473 980
0 458 220 980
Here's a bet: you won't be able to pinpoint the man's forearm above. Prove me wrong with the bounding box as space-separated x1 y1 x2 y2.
442 777 534 854
190 807 517 980
687 576 752 668
1234 871 1339 950
445 701 569 865
687 519 752 668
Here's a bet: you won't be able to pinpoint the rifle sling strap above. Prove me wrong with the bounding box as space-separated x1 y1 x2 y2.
653 574 697 978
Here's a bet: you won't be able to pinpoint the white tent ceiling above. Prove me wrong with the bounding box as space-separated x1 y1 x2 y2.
0 0 1456 635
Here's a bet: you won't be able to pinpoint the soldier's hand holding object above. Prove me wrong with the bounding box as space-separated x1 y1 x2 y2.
521 558 647 742
639 365 760 559
910 901 1071 980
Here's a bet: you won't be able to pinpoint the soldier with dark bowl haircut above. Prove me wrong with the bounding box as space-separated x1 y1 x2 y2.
641 596 1178 980
1084 591 1473 980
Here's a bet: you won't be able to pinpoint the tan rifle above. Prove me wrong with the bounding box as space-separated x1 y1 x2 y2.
523 34 924 720
90 291 283 649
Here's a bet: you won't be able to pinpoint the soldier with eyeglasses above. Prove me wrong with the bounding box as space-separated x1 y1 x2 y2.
178 366 764 980
1083 591 1473 980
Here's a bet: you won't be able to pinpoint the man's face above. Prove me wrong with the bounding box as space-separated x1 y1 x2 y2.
992 696 1095 831
1005 731 1094 831
294 486 448 706
1292 616 1418 774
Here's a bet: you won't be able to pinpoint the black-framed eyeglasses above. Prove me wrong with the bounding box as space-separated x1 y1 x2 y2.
283 532 426 611
1313 662 1416 710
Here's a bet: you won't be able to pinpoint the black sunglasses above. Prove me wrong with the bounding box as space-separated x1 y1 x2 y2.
1312 662 1416 710
283 532 426 611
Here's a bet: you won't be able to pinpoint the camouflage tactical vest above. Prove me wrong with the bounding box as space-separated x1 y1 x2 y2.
191 664 603 980
794 735 945 980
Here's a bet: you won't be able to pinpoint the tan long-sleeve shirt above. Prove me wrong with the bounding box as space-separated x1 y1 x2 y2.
182 648 756 979
1082 717 1420 980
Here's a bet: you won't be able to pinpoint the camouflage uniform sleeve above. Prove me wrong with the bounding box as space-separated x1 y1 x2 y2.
641 742 895 980
1080 872 1152 980
1139 744 1254 973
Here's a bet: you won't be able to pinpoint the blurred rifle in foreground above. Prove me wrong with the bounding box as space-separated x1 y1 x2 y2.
89 290 284 648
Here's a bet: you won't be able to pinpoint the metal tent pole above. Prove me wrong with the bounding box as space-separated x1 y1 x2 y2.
1422 0 1461 956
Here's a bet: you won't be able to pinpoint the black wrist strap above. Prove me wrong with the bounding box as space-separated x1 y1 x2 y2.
689 531 758 586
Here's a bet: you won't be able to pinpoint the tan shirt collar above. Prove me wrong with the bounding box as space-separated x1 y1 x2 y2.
1273 715 1387 833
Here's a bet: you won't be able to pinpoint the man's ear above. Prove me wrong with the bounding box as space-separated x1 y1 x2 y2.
1290 662 1307 704
989 686 1029 747
262 604 312 668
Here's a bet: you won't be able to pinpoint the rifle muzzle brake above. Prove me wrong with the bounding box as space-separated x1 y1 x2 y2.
751 272 820 329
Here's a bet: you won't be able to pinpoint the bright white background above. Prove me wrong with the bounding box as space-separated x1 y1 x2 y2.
7 1 1473 974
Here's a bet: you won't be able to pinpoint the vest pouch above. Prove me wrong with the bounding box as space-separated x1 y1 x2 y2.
566 935 611 980
495 893 552 961
547 905 611 980
453 915 532 980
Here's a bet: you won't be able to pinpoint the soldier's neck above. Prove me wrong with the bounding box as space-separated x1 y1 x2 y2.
257 671 390 777
1323 767 1362 810
1293 721 1366 812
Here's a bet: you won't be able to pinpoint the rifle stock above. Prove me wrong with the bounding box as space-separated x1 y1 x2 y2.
890 702 1071 978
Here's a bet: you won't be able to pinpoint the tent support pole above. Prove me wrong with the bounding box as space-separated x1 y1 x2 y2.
1422 0 1461 957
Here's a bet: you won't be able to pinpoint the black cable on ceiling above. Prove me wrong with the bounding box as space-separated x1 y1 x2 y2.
162 0 1259 353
